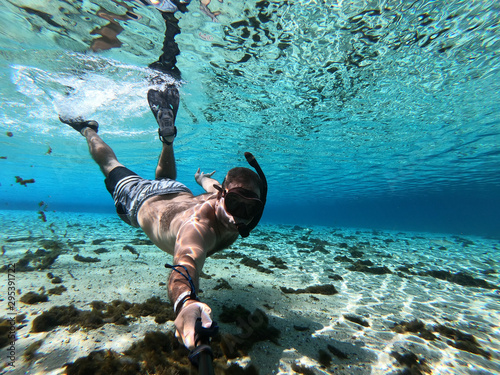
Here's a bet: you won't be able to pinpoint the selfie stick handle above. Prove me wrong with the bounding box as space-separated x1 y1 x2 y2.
189 318 219 375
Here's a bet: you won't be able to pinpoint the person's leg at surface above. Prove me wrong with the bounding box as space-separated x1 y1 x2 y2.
147 85 180 180
149 11 182 82
59 117 123 177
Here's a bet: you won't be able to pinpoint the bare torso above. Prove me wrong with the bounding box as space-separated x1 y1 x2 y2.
137 192 239 256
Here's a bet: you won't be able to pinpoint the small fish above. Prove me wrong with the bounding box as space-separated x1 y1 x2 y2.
15 176 35 186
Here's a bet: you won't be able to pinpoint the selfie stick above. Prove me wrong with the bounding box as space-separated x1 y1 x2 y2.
188 318 219 375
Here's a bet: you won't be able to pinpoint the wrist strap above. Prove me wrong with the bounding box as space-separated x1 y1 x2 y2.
165 263 198 299
166 263 200 316
174 291 195 316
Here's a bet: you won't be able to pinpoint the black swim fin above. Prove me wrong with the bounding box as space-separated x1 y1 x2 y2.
59 116 98 134
148 86 179 144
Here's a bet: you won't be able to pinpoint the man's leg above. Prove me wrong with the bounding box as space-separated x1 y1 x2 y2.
148 86 179 180
83 128 123 177
156 142 176 180
59 117 123 177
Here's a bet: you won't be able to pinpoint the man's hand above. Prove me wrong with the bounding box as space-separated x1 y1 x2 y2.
195 168 220 194
200 0 222 22
195 168 216 186
174 300 212 350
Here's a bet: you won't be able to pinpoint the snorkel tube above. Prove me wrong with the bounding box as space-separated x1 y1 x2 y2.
236 152 268 238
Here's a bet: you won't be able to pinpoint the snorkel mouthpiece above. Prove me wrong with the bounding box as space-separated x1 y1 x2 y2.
237 152 267 237
236 223 250 238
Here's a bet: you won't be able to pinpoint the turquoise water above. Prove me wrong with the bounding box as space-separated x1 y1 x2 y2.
0 0 499 374
0 0 499 236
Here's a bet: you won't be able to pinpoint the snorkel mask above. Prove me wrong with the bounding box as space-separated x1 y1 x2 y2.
214 152 267 238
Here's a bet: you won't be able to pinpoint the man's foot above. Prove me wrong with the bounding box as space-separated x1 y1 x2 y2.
59 116 99 135
148 86 179 145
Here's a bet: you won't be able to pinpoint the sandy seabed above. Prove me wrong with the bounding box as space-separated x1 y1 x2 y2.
0 209 499 375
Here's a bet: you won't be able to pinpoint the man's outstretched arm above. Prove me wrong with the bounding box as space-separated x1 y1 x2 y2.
194 168 220 193
169 221 216 349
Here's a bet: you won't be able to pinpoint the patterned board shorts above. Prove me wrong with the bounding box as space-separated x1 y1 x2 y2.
104 166 192 227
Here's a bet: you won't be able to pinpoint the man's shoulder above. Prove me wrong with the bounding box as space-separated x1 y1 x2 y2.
145 191 212 204
193 192 216 201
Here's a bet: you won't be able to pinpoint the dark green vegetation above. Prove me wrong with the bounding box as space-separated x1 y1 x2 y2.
0 236 152 272
20 291 48 304
392 319 491 360
0 314 26 349
31 297 174 332
0 318 13 349
218 304 280 359
74 254 101 263
123 244 139 257
280 284 338 295
0 239 66 272
64 332 186 375
23 340 44 362
390 351 431 375
57 301 279 374
37 298 280 374
47 285 67 295
64 329 259 375
47 272 63 283
344 314 370 327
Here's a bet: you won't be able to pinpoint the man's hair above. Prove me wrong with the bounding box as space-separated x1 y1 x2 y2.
223 167 262 194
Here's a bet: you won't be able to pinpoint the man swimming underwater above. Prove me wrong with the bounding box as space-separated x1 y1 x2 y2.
59 85 267 350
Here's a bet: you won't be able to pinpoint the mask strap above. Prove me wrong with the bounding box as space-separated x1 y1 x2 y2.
213 184 223 199
242 152 267 235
